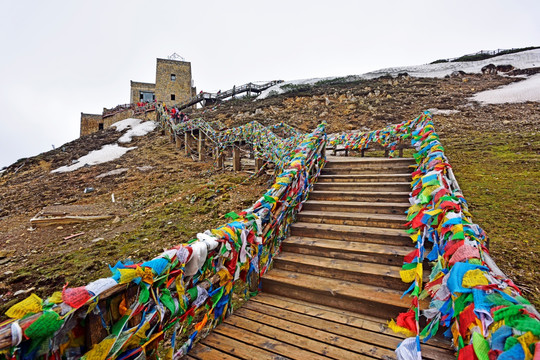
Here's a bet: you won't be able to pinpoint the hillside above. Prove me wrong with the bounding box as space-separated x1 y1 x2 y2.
0 59 539 319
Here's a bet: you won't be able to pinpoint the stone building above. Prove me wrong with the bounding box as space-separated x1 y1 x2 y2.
80 57 196 137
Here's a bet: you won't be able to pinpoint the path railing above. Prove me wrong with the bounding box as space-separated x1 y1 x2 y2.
0 120 326 359
172 80 283 111
329 111 540 359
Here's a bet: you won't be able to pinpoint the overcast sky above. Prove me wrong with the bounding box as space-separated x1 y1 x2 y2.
0 0 539 169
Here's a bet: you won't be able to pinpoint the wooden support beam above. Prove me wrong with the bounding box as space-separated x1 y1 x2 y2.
217 149 224 169
255 158 264 171
198 131 204 161
361 149 365 157
175 134 182 149
184 132 189 155
233 147 241 171
384 149 389 157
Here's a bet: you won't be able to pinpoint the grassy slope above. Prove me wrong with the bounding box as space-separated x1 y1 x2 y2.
444 131 539 306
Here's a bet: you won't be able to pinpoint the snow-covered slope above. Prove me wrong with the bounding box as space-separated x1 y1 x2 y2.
257 49 540 99
471 73 540 104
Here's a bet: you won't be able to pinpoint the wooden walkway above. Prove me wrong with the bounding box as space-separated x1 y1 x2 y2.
184 157 455 359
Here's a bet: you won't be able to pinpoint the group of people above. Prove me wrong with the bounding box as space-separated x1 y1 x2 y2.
170 106 189 124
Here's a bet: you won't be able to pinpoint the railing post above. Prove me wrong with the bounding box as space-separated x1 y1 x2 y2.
255 158 264 171
217 149 224 169
198 131 204 161
233 147 241 171
175 134 182 149
184 132 189 155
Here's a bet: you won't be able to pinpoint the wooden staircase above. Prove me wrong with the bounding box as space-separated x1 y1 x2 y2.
184 156 454 360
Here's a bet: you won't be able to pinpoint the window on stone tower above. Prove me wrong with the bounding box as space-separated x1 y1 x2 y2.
98 123 104 130
171 94 175 101
171 74 176 81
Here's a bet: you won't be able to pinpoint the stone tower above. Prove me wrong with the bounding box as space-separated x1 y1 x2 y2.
155 58 195 107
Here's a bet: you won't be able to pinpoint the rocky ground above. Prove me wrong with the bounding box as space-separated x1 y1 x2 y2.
0 71 538 318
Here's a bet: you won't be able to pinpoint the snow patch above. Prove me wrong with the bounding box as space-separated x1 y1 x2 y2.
111 118 157 143
257 49 540 99
112 118 141 132
427 108 460 115
470 74 540 104
51 144 136 173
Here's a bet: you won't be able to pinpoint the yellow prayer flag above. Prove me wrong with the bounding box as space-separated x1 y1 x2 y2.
6 293 42 319
462 269 489 288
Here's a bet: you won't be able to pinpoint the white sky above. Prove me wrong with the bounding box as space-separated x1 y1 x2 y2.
0 0 539 168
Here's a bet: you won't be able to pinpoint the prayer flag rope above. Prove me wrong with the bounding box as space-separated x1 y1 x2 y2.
0 121 326 360
395 112 539 360
321 111 539 359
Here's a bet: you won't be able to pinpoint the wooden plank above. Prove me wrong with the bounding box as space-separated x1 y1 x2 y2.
255 158 264 171
282 236 408 266
321 167 412 175
226 311 374 360
201 332 290 360
234 307 396 359
297 210 406 229
290 222 411 247
302 200 410 215
188 343 241 360
272 252 407 290
315 182 411 192
220 320 329 360
233 147 241 171
30 215 114 227
198 131 204 161
263 269 422 310
325 156 414 163
184 132 189 155
317 174 412 183
242 301 453 360
252 294 454 355
309 190 410 202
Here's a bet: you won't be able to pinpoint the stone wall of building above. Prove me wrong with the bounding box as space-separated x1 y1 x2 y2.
80 113 103 136
155 59 192 107
81 110 156 137
102 109 157 129
130 81 156 103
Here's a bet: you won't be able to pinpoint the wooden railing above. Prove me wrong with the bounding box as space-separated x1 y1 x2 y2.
172 80 283 111
329 112 540 359
0 119 326 359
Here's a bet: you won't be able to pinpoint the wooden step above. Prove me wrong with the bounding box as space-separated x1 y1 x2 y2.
262 269 422 319
227 308 378 359
309 190 410 202
297 210 407 229
199 330 292 360
290 222 411 246
282 236 408 266
250 294 455 359
234 306 394 359
315 182 411 192
273 252 407 290
321 166 413 175
317 173 412 183
302 200 409 215
324 157 415 167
